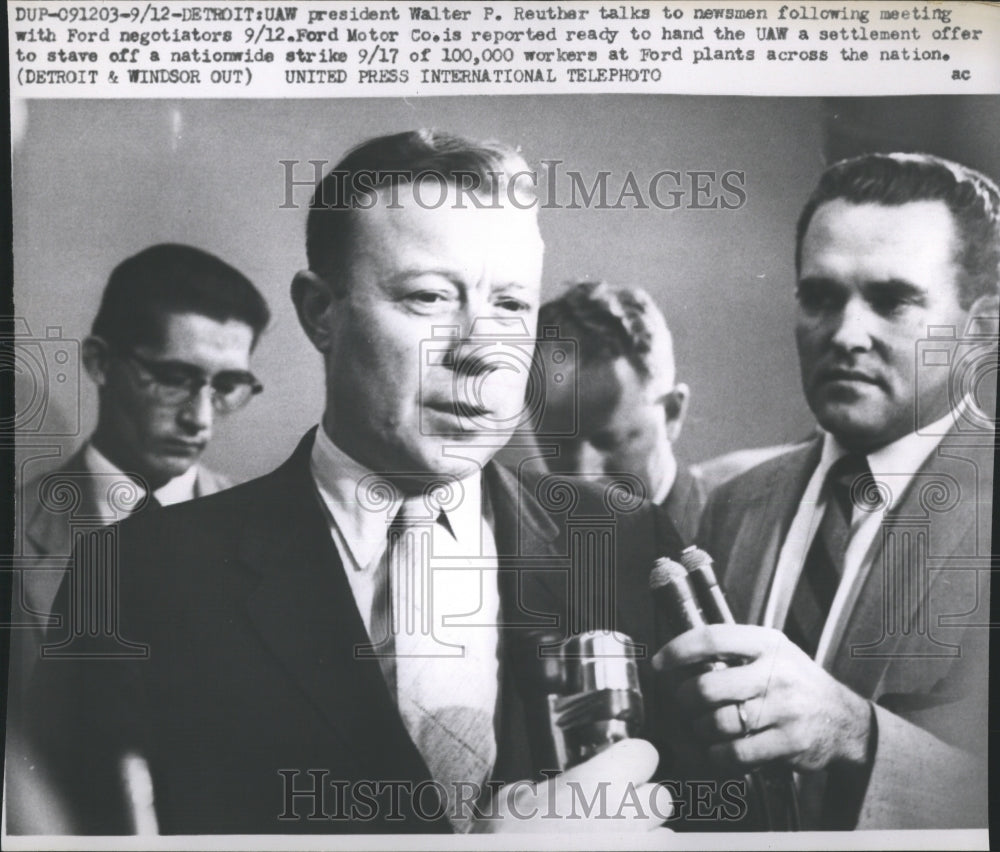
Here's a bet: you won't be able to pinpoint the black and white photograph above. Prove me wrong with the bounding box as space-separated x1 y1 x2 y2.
4 2 999 848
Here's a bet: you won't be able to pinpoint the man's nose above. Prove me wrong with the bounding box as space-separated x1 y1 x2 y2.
177 386 214 434
829 297 876 354
451 311 530 377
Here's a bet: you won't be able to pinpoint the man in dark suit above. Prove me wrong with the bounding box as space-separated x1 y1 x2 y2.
535 281 704 542
28 131 681 835
655 153 996 829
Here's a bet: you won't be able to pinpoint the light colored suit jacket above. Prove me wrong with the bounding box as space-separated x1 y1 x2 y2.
697 427 991 829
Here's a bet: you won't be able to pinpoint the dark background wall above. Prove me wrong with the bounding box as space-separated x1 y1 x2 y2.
13 95 1000 483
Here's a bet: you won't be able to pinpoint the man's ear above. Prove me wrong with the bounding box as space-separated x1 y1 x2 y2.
82 336 111 388
290 270 344 353
661 382 690 443
965 293 1000 336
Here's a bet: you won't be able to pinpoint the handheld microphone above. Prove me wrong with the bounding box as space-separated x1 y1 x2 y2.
649 557 725 674
512 629 644 771
652 550 799 831
680 546 734 625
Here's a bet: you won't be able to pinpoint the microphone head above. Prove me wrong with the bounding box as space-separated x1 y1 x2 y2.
680 546 714 574
649 557 690 592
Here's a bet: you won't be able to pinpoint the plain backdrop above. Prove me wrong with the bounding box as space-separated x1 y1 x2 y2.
12 95 1000 484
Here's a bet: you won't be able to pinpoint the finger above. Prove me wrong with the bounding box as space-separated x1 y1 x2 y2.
692 697 770 742
675 660 768 711
643 783 674 827
557 738 659 788
653 624 781 671
491 777 540 819
708 726 797 770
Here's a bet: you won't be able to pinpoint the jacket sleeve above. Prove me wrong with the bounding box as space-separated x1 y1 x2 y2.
857 699 987 828
25 526 152 834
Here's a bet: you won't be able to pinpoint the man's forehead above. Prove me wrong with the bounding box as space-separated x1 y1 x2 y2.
364 182 539 223
347 187 544 272
142 311 254 355
804 198 958 254
550 357 654 412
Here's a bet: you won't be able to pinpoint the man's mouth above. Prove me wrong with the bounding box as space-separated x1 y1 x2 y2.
162 439 206 455
818 367 884 388
425 400 491 419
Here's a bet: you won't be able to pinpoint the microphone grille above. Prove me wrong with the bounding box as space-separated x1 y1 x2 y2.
680 546 714 574
649 557 689 591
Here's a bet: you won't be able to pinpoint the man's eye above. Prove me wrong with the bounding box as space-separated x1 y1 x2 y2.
796 283 840 313
212 377 239 395
406 291 453 309
495 298 530 313
155 370 194 388
868 293 910 317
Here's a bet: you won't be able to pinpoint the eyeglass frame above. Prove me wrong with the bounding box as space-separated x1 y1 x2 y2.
114 346 263 413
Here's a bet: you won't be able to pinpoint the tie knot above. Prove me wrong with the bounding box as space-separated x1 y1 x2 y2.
826 453 884 514
391 498 453 537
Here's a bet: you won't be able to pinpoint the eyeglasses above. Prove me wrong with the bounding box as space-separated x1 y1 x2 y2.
119 349 263 413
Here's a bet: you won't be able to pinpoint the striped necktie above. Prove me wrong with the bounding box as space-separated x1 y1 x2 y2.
785 454 875 657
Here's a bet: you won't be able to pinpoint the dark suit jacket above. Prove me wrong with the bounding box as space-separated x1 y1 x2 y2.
696 428 992 829
18 446 232 618
28 431 684 834
659 463 706 545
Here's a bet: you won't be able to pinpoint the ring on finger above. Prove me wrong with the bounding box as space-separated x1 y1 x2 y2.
736 701 752 737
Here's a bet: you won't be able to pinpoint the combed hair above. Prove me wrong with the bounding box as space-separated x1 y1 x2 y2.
538 281 675 388
796 152 1000 308
91 243 270 349
305 129 534 283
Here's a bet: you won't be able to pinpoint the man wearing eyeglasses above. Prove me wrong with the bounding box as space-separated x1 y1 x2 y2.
8 243 270 834
16 242 270 648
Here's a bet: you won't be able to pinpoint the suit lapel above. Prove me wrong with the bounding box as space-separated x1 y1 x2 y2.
829 430 991 692
487 462 564 625
23 448 97 557
240 431 432 781
725 441 822 624
486 462 564 783
661 463 704 544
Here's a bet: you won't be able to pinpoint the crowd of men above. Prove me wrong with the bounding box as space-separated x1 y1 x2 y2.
5 130 996 835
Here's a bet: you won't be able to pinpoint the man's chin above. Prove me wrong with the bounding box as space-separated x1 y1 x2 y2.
812 405 900 451
144 456 198 487
400 440 500 482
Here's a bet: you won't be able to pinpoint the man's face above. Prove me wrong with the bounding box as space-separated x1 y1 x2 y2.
796 199 971 451
541 356 675 501
319 188 544 480
96 312 255 487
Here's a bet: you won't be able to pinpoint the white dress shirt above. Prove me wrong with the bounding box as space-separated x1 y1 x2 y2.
650 452 677 507
84 443 198 525
308 425 501 695
764 404 962 668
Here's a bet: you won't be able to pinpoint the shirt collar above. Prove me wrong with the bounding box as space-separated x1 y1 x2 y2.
818 402 961 510
84 442 199 507
309 424 483 571
651 452 677 507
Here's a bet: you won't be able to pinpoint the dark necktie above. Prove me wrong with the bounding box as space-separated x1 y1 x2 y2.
785 454 874 657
